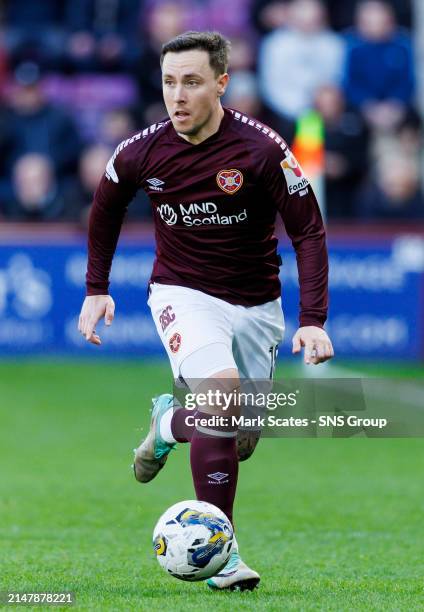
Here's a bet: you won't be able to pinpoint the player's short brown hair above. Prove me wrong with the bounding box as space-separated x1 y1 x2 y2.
160 31 231 76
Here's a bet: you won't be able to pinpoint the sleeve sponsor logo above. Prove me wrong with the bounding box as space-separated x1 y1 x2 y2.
280 153 309 195
216 169 244 194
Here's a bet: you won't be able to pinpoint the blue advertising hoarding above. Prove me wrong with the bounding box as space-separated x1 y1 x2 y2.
0 233 423 359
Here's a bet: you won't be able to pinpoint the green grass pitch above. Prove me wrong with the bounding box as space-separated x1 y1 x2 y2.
1 360 424 611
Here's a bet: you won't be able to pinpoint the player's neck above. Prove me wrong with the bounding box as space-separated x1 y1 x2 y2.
178 105 224 145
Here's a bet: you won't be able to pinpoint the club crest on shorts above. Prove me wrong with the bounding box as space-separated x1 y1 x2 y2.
169 332 182 353
216 169 243 194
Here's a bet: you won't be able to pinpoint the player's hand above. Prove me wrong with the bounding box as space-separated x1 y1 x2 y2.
292 326 334 365
78 295 115 345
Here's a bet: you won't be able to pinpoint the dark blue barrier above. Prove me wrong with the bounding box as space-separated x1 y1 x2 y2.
281 235 424 359
0 232 423 358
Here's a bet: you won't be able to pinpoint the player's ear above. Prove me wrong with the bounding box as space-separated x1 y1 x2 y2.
217 73 229 98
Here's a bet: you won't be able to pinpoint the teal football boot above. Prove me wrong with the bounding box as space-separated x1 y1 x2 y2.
133 394 176 483
207 537 260 591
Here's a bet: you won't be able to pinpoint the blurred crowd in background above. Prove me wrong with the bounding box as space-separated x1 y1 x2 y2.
0 0 421 223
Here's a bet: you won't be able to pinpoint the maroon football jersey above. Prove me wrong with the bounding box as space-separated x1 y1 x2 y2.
86 108 328 327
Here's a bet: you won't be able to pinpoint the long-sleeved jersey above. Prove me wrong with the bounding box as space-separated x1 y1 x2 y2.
87 107 328 327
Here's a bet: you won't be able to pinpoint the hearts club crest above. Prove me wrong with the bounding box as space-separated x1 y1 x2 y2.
169 332 182 353
216 169 243 194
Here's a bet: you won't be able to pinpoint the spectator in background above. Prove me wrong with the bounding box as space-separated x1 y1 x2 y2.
250 0 412 36
225 37 255 72
2 0 66 69
187 0 254 38
71 144 113 224
323 0 412 31
343 0 415 132
0 61 81 178
314 84 369 218
4 154 74 221
64 0 141 72
99 107 137 147
258 0 345 120
72 143 151 224
251 0 290 35
372 108 422 171
224 70 295 144
356 157 424 219
393 111 423 158
136 2 187 124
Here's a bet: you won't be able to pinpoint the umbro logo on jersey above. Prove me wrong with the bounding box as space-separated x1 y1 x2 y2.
207 472 229 483
147 177 165 191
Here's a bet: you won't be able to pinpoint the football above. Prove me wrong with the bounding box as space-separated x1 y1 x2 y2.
152 500 234 581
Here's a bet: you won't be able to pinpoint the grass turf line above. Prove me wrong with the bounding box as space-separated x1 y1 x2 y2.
0 360 423 610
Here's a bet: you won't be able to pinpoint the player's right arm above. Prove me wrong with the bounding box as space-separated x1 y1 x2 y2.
78 141 139 345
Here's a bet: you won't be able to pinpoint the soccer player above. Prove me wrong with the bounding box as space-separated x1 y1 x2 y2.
78 31 334 591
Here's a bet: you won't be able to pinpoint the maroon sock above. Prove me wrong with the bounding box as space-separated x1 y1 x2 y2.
190 415 238 525
170 408 196 443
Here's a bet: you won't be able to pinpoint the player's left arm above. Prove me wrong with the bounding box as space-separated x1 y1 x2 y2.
292 325 333 365
260 140 334 365
79 142 139 345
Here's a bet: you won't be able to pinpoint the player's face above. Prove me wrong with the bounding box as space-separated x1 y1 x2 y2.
162 50 228 142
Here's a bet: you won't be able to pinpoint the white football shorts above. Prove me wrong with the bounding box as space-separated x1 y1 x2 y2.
148 283 285 381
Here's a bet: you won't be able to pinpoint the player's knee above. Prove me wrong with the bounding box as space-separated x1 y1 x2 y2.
193 369 240 418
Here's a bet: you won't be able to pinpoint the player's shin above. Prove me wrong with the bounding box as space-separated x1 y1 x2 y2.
168 407 196 443
190 419 238 525
189 383 239 525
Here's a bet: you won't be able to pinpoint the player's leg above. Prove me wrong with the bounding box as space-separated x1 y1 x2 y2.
180 364 240 525
141 304 282 459
189 300 283 591
134 290 284 476
134 347 260 588
200 299 284 591
134 284 260 589
159 343 238 444
178 358 260 591
135 336 241 520
232 298 285 461
134 284 234 482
